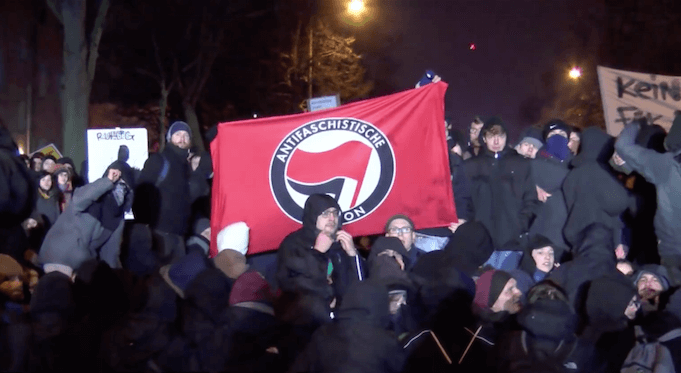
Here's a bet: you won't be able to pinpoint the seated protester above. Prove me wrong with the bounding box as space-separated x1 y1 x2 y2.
384 214 424 271
289 281 406 373
454 269 523 372
38 161 134 274
617 259 636 276
569 273 639 373
495 281 578 373
367 236 411 281
213 222 250 280
634 264 671 314
53 164 74 212
530 120 572 250
34 170 60 229
513 235 563 296
515 126 544 159
621 307 681 373
275 194 364 368
440 221 495 278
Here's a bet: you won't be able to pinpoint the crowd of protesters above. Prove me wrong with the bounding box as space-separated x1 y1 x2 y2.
2 77 681 372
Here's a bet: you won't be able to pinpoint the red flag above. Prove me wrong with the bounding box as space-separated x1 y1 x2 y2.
210 82 456 256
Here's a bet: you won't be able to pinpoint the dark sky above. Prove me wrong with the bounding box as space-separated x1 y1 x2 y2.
355 0 575 141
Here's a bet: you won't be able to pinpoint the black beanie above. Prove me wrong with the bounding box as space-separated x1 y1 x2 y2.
489 270 513 307
542 119 572 140
664 113 681 152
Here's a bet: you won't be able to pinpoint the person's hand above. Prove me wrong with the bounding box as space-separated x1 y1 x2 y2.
415 75 442 88
23 218 38 230
615 244 627 259
612 152 626 166
336 230 357 256
107 168 121 183
536 185 552 202
378 250 405 270
201 227 211 241
448 219 467 233
314 231 334 253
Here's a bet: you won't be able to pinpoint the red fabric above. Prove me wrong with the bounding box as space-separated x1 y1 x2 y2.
474 270 496 310
210 82 457 256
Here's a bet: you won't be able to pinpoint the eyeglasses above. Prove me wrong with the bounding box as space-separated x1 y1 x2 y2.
320 209 340 218
388 227 413 235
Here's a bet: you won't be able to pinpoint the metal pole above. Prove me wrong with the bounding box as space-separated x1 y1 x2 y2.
26 84 32 153
308 24 313 99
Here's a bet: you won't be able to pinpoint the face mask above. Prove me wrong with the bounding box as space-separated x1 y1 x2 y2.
609 158 633 175
545 135 570 161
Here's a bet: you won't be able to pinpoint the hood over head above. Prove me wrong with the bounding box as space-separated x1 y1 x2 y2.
571 127 614 167
301 193 342 236
633 264 671 292
518 234 562 275
104 160 136 190
336 280 391 328
443 221 494 276
635 121 667 153
584 273 636 332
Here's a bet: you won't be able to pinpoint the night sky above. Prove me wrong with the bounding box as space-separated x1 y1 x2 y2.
355 0 576 141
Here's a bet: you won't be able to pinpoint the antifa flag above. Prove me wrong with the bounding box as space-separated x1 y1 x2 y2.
210 82 457 256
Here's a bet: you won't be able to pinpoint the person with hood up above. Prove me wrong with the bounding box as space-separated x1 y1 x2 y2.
615 113 681 286
289 281 405 373
276 193 364 308
463 116 540 250
529 120 572 250
33 170 60 229
633 264 671 314
53 164 74 212
563 126 631 250
38 159 135 274
568 273 639 373
512 234 563 296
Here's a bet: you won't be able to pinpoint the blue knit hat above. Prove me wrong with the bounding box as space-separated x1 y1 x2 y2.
167 121 192 142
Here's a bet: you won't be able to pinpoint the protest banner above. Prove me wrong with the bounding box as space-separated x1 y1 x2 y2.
31 143 62 159
210 82 456 256
598 66 681 136
87 128 148 219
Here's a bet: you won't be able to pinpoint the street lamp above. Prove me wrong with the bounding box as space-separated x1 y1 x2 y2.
569 66 582 80
348 0 365 16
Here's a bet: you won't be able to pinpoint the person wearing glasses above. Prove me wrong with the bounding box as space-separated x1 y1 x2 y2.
384 214 424 272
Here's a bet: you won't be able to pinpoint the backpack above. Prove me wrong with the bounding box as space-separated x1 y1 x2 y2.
621 325 681 373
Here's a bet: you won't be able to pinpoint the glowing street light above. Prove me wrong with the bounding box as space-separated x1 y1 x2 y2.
569 66 582 80
348 0 365 16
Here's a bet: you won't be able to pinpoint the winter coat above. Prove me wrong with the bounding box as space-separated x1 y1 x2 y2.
563 127 630 249
450 153 473 221
134 143 192 236
34 188 61 229
289 281 405 373
275 194 364 306
529 151 570 250
464 132 539 249
615 122 681 260
38 176 132 271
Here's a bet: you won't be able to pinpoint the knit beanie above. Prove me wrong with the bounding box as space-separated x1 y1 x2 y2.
217 222 249 255
633 264 671 292
384 214 415 232
518 127 544 149
474 270 512 309
228 271 276 306
166 121 192 142
542 119 572 140
0 254 23 282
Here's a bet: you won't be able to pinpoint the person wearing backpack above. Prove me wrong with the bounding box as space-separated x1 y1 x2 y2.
621 310 681 373
134 121 193 265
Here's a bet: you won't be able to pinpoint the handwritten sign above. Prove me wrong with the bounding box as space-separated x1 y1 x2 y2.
598 66 681 136
87 128 148 219
31 143 62 159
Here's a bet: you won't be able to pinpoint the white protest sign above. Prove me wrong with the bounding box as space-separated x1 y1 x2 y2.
87 128 148 219
308 94 341 112
597 66 681 137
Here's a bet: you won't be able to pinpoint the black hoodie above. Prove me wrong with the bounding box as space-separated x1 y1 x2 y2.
289 281 405 373
464 119 540 249
275 194 363 305
563 127 630 249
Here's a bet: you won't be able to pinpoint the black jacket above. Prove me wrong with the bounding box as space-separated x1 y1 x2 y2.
562 127 630 249
529 150 570 250
289 281 405 373
134 143 192 236
464 143 539 249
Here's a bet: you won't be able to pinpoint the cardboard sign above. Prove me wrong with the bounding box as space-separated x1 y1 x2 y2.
598 66 681 136
31 143 62 159
87 128 149 219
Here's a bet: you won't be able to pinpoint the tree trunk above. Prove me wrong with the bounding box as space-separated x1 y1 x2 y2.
182 100 204 152
60 0 89 166
159 87 169 150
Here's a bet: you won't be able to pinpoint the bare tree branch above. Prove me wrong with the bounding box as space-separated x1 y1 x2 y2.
134 67 161 83
86 0 110 86
45 0 64 24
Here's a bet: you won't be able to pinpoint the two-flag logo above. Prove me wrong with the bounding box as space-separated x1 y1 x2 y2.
270 117 395 224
